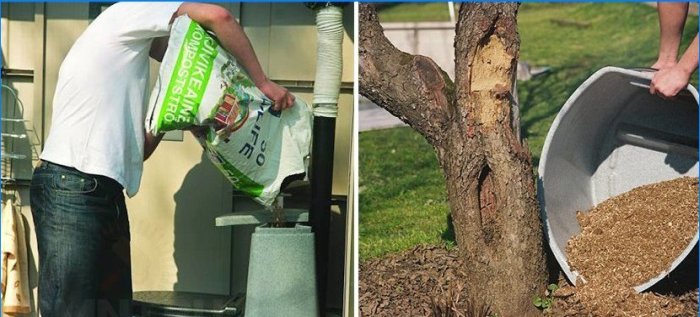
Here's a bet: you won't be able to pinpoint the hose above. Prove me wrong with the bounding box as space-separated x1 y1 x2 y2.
312 5 344 118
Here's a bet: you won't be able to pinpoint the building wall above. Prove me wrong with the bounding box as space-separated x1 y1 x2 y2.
1 2 354 315
382 22 455 79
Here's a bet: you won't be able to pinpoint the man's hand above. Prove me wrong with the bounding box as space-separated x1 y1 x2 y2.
257 79 295 111
649 65 691 98
650 34 697 99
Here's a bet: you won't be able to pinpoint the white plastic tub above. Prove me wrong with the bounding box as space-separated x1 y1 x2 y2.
538 66 698 292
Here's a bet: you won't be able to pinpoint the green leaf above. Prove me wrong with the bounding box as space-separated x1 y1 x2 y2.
532 296 543 307
547 283 559 292
543 298 553 309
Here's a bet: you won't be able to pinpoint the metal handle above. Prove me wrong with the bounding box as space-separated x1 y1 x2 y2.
628 67 658 73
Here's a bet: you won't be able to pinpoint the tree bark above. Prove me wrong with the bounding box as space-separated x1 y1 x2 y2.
358 4 454 147
360 3 547 316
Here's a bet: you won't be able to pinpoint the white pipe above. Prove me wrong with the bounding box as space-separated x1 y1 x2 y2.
448 2 456 24
313 5 344 118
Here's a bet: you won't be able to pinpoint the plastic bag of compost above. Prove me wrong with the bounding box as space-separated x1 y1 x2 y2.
145 15 311 206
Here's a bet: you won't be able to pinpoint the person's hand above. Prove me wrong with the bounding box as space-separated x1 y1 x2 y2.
257 79 295 111
649 65 692 98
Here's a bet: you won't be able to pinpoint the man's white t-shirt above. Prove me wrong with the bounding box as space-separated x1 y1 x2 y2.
41 2 183 197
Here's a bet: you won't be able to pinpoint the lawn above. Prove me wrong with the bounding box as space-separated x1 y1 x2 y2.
360 3 699 260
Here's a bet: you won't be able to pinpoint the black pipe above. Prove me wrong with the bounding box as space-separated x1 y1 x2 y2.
309 115 336 316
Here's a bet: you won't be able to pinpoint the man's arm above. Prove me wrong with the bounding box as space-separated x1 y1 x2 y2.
175 3 294 111
651 2 688 70
650 34 698 98
649 2 697 98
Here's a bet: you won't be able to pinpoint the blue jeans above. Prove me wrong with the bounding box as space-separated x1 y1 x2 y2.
30 161 132 317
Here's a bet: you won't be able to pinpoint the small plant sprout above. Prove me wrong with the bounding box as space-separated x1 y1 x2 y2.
532 283 559 311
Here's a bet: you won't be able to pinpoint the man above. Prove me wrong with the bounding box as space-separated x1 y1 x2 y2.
29 3 293 316
649 2 699 98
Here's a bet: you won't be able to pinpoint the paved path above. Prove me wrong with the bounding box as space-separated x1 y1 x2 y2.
359 98 407 132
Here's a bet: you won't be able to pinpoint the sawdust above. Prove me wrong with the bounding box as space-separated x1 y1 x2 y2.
566 177 698 316
546 273 698 317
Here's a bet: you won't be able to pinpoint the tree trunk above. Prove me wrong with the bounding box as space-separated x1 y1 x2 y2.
360 3 547 316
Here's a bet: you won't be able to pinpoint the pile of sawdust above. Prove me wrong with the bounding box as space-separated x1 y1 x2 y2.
546 275 698 317
566 177 698 316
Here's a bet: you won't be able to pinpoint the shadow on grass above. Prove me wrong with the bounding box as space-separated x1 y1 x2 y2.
519 65 596 167
520 66 592 132
441 213 456 244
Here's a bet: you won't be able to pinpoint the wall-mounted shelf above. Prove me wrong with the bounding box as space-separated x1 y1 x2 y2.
2 84 38 183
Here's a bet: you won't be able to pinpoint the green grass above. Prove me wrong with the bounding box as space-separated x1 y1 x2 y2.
360 3 699 261
519 3 698 162
359 127 453 259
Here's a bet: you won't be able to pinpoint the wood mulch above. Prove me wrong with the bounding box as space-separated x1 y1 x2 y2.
564 177 698 316
360 178 699 316
360 245 697 316
360 245 485 317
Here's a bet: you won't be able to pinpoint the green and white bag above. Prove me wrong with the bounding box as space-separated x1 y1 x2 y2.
146 15 312 206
